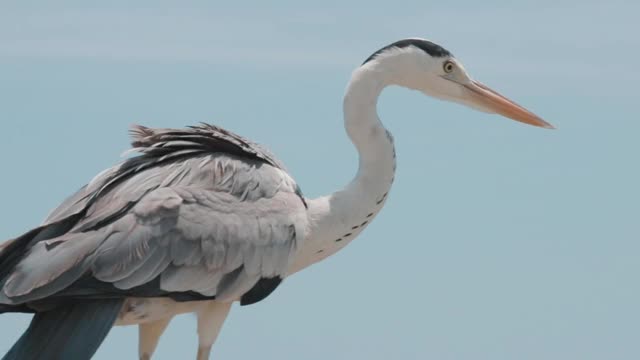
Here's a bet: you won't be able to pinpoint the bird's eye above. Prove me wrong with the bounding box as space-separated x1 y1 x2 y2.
443 61 455 73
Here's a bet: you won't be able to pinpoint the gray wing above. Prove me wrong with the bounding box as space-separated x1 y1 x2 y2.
0 125 308 307
45 122 298 225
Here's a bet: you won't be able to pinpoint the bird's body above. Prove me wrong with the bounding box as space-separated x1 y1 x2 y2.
0 38 552 359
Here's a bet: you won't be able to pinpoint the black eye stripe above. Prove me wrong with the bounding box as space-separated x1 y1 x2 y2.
363 38 452 65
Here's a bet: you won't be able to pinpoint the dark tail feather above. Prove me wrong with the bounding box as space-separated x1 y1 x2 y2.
3 299 124 360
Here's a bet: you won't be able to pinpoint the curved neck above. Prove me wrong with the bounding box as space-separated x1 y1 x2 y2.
344 68 389 162
290 66 396 274
343 66 396 192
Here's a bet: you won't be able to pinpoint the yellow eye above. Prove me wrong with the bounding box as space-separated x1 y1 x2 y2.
443 60 455 73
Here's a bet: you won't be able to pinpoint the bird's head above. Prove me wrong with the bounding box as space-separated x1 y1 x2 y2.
361 38 553 129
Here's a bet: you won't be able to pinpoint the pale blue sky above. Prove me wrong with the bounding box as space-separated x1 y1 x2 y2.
0 1 639 359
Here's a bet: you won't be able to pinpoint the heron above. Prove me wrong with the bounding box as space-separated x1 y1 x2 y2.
0 38 553 360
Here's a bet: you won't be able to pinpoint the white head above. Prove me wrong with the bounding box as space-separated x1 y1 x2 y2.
361 38 553 129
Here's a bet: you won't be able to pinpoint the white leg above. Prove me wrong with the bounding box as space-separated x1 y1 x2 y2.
196 301 233 360
139 318 171 360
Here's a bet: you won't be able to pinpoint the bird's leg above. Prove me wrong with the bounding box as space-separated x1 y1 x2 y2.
139 318 171 360
196 301 233 360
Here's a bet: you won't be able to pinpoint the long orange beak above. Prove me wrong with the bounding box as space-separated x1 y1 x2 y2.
464 81 554 129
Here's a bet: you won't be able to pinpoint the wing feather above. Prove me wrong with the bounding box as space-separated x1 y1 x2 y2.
1 153 306 306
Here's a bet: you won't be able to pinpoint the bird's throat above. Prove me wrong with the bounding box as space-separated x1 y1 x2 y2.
288 66 396 274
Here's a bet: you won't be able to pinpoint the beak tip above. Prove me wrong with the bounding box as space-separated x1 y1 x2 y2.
466 81 556 131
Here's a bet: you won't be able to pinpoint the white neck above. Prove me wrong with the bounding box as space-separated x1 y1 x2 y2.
289 64 397 274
